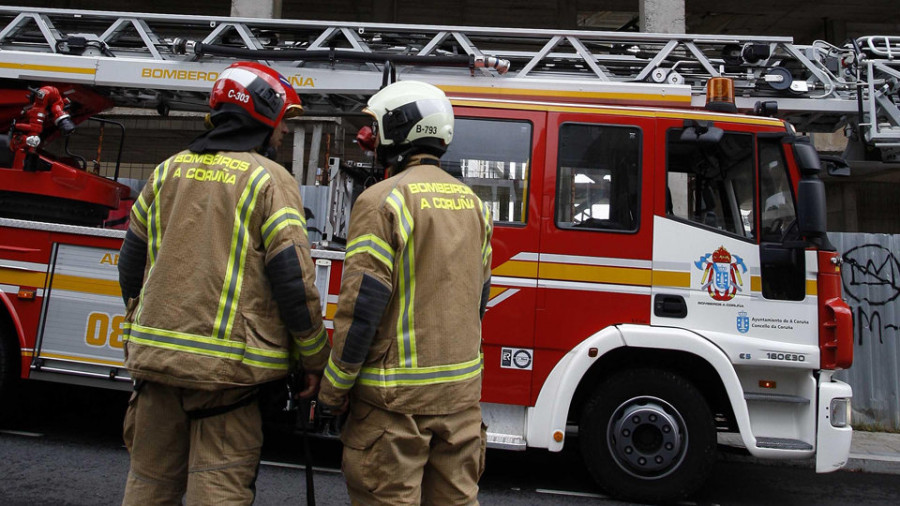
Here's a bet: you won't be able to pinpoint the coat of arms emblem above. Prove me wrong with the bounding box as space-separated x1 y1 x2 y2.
694 246 747 301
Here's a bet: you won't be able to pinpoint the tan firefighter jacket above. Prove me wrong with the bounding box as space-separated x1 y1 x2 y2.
121 150 329 390
318 156 493 414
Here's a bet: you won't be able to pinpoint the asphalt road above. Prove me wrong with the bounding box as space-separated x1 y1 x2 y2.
2 381 899 505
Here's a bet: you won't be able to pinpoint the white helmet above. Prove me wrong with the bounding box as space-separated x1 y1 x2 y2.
362 81 454 168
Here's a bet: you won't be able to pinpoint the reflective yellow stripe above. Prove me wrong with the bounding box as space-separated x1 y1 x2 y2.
386 188 413 244
295 326 328 357
346 233 394 271
324 355 357 389
125 323 289 369
133 194 149 228
479 199 492 266
147 159 171 266
261 207 307 248
135 159 170 323
358 355 483 387
213 167 270 340
385 189 417 368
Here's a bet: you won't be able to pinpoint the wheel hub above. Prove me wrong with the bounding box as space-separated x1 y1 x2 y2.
607 396 686 478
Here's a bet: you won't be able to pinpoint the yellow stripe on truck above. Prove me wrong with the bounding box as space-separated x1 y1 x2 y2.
492 260 538 278
0 268 47 288
0 62 97 75
51 274 120 297
652 270 691 288
539 262 651 286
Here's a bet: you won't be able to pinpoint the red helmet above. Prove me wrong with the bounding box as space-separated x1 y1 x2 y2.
209 61 303 128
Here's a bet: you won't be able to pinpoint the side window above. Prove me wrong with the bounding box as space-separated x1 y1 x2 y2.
758 138 797 242
442 118 532 224
556 123 641 231
666 129 755 239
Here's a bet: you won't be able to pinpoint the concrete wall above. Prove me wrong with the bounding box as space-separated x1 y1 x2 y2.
640 0 685 33
231 0 281 18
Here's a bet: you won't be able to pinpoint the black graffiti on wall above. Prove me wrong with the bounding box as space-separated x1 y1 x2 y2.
841 244 900 346
855 308 900 345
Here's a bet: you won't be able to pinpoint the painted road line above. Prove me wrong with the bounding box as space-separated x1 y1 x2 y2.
535 488 609 499
0 430 44 437
850 453 900 462
259 460 343 474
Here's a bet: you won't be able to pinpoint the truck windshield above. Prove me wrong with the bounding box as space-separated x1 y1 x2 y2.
758 138 798 242
666 129 755 240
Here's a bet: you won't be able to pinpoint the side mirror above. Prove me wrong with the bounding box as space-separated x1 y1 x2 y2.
819 154 851 177
792 139 821 176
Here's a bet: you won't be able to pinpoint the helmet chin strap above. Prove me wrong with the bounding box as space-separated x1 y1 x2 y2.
258 131 277 159
377 144 413 175
378 144 442 176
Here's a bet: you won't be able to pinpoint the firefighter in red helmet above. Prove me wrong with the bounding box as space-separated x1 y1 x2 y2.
118 61 328 505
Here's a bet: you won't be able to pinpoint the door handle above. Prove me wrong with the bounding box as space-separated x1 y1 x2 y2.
654 294 687 318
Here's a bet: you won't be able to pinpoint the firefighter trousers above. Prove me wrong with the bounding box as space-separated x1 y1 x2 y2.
340 402 487 505
121 381 263 506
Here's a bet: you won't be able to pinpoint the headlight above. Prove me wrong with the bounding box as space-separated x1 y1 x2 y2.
830 398 851 428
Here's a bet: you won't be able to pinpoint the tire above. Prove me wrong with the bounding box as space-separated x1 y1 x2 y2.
0 326 20 407
579 368 716 503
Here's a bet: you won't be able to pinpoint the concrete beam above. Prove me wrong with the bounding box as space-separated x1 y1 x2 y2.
640 0 685 33
372 0 396 23
231 0 282 19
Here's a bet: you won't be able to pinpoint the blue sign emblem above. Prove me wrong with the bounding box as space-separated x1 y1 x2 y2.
714 262 731 292
736 311 750 333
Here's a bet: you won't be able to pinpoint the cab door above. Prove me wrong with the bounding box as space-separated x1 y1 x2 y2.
444 106 545 405
534 110 656 405
652 120 820 362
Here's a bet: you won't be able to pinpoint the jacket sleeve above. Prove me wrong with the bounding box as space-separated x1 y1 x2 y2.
259 171 329 372
479 200 493 319
118 169 156 304
318 190 395 407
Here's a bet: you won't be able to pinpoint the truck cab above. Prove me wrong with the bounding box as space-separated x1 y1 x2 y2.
321 86 853 502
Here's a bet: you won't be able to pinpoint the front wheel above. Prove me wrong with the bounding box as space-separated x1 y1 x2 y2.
0 325 20 408
579 368 716 503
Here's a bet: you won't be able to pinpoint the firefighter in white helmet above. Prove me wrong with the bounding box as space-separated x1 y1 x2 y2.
117 61 329 505
318 80 493 505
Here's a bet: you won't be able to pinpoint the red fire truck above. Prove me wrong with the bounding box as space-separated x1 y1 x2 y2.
0 6 883 501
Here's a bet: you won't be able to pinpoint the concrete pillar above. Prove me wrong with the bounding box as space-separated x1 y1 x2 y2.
824 18 848 45
640 0 685 34
231 0 282 18
842 185 859 232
